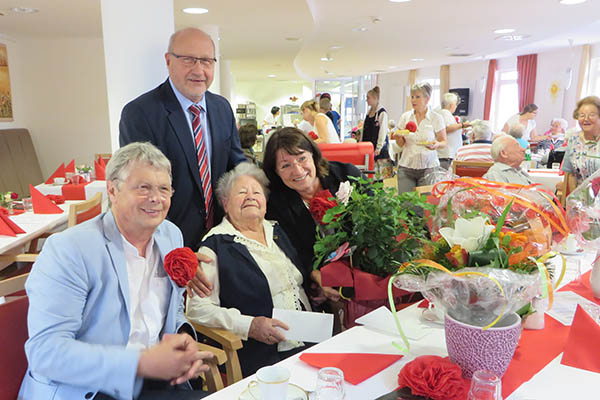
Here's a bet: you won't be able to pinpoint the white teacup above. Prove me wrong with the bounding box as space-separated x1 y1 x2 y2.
249 365 290 400
54 177 66 185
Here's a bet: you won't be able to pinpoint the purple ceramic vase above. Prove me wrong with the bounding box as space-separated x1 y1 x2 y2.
445 312 522 379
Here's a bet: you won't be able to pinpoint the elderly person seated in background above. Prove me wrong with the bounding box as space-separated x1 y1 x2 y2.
483 135 532 185
186 162 310 377
454 120 493 162
536 118 567 151
507 123 530 149
562 96 600 197
436 92 470 169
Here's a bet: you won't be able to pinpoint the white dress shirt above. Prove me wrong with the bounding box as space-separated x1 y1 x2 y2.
397 109 446 169
122 235 170 350
436 108 462 159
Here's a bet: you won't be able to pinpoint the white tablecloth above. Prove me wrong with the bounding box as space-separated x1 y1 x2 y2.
528 169 562 192
204 253 599 400
35 180 107 201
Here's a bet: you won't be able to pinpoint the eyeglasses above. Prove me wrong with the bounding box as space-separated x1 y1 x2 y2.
170 52 217 67
577 112 598 120
116 180 174 199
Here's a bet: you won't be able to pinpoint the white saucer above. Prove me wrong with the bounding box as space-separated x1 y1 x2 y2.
238 383 308 400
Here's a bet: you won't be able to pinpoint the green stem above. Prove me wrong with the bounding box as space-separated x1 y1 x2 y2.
388 274 410 353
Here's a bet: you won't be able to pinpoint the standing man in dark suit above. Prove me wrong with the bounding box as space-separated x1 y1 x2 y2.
120 28 246 256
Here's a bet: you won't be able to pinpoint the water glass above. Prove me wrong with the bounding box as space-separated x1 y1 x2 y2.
467 370 501 400
23 197 33 211
315 367 345 400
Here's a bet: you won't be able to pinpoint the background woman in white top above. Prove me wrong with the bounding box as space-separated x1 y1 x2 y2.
392 82 447 193
301 99 341 143
436 92 470 170
502 103 538 141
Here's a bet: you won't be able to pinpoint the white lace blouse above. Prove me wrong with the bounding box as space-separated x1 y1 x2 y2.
186 218 311 352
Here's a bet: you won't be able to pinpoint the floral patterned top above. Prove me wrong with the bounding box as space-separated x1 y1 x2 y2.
561 131 600 184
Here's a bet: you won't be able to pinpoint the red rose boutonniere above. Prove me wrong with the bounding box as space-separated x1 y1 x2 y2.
397 355 469 400
309 190 338 225
164 247 198 287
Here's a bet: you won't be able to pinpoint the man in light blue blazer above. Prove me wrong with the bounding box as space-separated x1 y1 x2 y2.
19 143 212 400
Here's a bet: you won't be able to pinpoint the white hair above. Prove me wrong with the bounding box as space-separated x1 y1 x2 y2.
215 162 270 207
471 120 492 141
508 123 525 139
491 135 514 161
441 92 459 109
551 118 568 131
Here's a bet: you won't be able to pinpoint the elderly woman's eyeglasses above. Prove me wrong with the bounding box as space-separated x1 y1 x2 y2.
170 53 217 67
577 112 598 120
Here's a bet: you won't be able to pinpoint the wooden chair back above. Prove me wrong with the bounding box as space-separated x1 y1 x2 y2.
68 192 102 227
452 160 494 178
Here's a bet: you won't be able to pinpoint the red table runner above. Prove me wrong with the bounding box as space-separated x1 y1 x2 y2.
61 181 91 200
502 270 598 398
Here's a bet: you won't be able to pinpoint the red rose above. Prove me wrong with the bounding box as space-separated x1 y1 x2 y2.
397 355 469 400
309 190 338 225
405 121 418 133
307 131 319 140
164 247 198 287
10 192 18 199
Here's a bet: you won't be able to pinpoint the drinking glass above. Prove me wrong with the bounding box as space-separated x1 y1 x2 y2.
315 367 344 400
23 197 33 211
467 370 501 400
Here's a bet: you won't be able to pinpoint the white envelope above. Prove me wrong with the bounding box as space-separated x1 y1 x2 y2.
355 306 431 340
272 309 334 343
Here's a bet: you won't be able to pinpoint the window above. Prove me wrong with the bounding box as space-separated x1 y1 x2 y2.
418 78 440 109
490 70 518 132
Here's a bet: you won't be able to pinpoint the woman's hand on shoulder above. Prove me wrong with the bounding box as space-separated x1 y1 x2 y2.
249 316 289 344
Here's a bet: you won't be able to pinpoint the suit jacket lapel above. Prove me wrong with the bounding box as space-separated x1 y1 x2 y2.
102 211 132 322
160 80 203 192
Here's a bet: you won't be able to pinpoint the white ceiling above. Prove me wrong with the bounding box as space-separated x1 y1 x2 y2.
2 0 600 82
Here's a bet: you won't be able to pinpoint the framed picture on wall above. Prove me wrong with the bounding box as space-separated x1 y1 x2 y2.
0 43 14 122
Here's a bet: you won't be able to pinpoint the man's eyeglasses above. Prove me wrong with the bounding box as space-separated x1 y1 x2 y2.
577 112 599 120
170 52 217 67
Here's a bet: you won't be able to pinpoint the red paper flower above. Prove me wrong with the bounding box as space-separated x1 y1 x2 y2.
164 247 198 287
405 121 418 133
307 131 319 140
10 192 18 199
397 355 469 400
46 195 65 205
309 190 338 225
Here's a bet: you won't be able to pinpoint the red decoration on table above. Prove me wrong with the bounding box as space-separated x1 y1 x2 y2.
307 131 319 140
61 183 89 200
65 159 76 174
10 192 18 200
397 355 469 400
164 247 198 287
299 353 403 385
405 121 418 133
46 195 65 205
561 304 600 373
94 159 106 180
308 190 338 225
29 185 63 214
44 163 66 184
0 211 26 237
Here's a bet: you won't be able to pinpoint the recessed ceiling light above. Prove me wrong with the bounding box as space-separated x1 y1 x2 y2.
182 8 208 14
411 58 424 62
559 0 586 4
497 34 530 41
267 74 276 78
352 27 368 32
448 53 473 57
329 45 343 50
494 28 515 34
320 56 333 61
10 7 38 13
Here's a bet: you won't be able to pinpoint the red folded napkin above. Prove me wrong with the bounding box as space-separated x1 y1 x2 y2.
561 304 600 373
44 163 65 184
0 213 26 237
61 183 87 200
299 353 403 385
98 156 107 167
29 185 63 214
65 159 76 173
94 159 106 180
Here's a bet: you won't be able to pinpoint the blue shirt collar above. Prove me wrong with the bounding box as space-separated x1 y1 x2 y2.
168 78 207 113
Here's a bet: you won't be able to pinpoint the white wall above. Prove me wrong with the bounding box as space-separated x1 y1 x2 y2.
234 80 312 125
449 61 488 121
377 70 409 123
0 36 27 129
19 36 111 178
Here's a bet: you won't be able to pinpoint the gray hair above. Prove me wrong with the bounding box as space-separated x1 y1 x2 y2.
107 142 172 186
411 82 432 99
168 27 215 55
491 135 514 161
508 123 525 139
215 162 270 207
471 120 492 141
551 118 568 131
441 92 459 109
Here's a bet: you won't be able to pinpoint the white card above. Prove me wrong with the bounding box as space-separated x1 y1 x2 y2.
272 309 333 343
355 306 430 340
546 291 600 326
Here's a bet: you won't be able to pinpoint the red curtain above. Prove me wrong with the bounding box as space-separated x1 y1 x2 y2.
517 54 538 111
483 59 497 120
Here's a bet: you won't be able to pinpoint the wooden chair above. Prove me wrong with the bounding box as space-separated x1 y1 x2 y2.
68 192 102 227
415 185 434 195
452 160 494 178
187 319 244 387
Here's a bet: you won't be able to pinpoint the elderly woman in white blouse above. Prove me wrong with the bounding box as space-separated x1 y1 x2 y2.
186 162 311 377
392 82 447 193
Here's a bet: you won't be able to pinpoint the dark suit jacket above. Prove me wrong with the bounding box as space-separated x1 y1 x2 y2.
119 79 246 250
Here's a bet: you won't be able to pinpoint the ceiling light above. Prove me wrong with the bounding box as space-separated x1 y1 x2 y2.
352 27 368 32
448 53 473 57
559 0 586 4
267 74 276 78
329 45 343 50
497 34 530 41
320 57 333 62
285 37 301 41
410 58 424 62
182 8 208 14
494 28 515 34
9 7 38 13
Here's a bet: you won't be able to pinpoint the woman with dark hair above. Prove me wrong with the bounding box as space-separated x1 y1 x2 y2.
502 103 538 141
238 124 260 165
262 106 281 132
262 127 361 300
